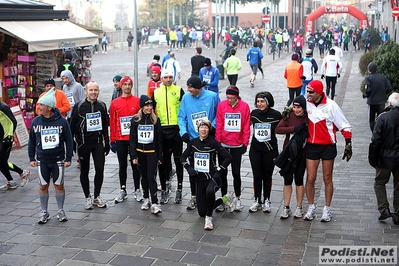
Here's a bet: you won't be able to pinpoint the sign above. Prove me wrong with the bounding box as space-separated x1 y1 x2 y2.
262 15 270 23
393 7 399 17
11 106 29 149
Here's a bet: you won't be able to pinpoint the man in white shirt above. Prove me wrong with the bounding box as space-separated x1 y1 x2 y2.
321 48 342 100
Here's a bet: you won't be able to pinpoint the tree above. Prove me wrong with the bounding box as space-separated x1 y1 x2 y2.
65 3 76 23
84 5 102 29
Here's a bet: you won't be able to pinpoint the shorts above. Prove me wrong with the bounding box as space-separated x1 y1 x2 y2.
306 143 337 160
250 64 258 75
37 161 65 185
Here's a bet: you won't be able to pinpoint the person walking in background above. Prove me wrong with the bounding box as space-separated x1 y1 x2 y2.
109 77 143 204
246 42 263 88
127 31 133 51
215 86 251 212
70 81 110 210
101 32 109 54
275 96 308 218
181 119 234 230
299 49 318 96
0 101 30 190
28 88 73 224
321 48 342 100
362 62 392 132
284 53 304 106
369 92 399 225
248 92 281 213
129 95 163 214
223 48 242 86
178 76 220 208
199 58 220 94
191 47 205 76
304 80 352 222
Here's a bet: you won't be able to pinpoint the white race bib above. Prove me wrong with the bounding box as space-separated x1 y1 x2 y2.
194 152 210 173
191 111 208 133
65 92 75 107
203 75 211 83
41 128 60 150
138 125 154 144
86 111 102 132
254 123 271 142
224 113 241 132
120 116 133 136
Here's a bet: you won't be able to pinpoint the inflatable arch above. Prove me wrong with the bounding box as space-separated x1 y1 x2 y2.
305 5 370 33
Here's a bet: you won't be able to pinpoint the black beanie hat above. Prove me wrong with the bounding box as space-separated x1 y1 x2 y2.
44 78 55 86
140 95 153 108
255 91 274 107
186 75 203 89
293 95 306 110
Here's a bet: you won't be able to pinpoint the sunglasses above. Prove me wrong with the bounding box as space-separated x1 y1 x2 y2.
306 90 315 94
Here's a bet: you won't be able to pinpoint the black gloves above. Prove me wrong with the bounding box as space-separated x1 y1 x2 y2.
104 143 110 156
314 70 317 74
182 133 190 144
337 74 341 78
241 145 247 154
281 106 292 121
301 75 306 80
110 142 117 153
294 123 307 133
184 164 198 176
2 135 13 147
342 139 352 162
321 74 325 79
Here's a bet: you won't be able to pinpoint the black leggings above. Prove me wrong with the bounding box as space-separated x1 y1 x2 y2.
159 133 183 191
325 76 337 100
218 147 242 197
116 140 140 190
138 151 158 204
0 142 22 181
196 178 223 217
78 142 105 198
249 147 278 204
283 155 306 186
227 74 238 86
287 87 301 106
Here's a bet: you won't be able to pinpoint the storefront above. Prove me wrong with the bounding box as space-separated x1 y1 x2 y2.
0 0 98 148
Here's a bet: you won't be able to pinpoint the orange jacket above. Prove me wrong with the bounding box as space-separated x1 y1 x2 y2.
284 61 303 88
36 88 71 117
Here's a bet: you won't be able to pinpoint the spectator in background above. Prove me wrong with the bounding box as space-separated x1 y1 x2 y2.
57 51 77 78
191 47 205 76
223 48 242 86
101 32 109 54
111 75 122 101
127 31 133 51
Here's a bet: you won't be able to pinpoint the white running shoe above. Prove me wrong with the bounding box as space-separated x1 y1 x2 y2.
0 181 18 190
249 201 261 213
38 210 50 224
224 192 235 212
115 189 127 203
320 207 332 222
294 206 304 218
234 198 243 212
20 169 30 187
151 203 162 214
134 189 143 202
93 196 106 208
204 216 213 230
304 207 316 221
57 209 68 222
85 197 93 210
280 207 292 219
262 200 271 213
186 196 197 210
141 198 151 210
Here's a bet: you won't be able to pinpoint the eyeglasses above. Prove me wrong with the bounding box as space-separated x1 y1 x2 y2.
306 90 315 94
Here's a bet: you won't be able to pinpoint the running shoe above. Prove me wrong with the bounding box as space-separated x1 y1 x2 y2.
249 201 261 213
115 188 127 203
134 189 143 202
215 204 225 212
93 196 106 208
151 203 162 214
224 192 235 212
186 196 197 210
304 207 316 221
320 207 332 222
141 198 151 210
294 206 304 218
174 190 182 204
160 190 170 204
280 207 292 219
204 216 213 230
57 209 68 222
262 200 271 213
85 197 93 210
0 181 18 190
38 210 50 224
234 198 243 212
20 170 30 187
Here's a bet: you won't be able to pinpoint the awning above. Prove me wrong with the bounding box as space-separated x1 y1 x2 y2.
0 21 98 52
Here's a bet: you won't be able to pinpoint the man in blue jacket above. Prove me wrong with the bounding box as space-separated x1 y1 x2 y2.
199 58 220 93
178 75 220 210
246 42 263 87
28 88 73 224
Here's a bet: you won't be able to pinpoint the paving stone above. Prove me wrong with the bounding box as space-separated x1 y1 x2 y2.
23 256 62 266
33 246 80 259
55 259 94 266
212 255 254 266
109 254 154 266
171 240 202 252
6 243 40 255
143 247 185 262
200 233 231 245
180 252 215 266
108 242 148 256
32 235 71 246
63 237 115 251
198 244 229 256
0 253 31 266
73 250 116 264
108 232 142 244
86 230 116 240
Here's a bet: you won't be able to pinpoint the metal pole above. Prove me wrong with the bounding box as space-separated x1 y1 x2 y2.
215 0 218 61
167 0 170 29
120 0 124 51
133 0 139 96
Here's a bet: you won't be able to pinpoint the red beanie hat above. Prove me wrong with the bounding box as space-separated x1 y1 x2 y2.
307 80 324 95
152 66 161 75
120 76 133 87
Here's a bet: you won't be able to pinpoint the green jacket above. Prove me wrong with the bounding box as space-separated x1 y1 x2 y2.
223 55 243 75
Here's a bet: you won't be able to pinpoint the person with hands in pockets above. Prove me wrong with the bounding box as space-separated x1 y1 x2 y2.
129 95 163 214
28 88 73 224
70 81 110 210
215 86 251 212
109 76 142 204
181 119 235 230
303 80 352 223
